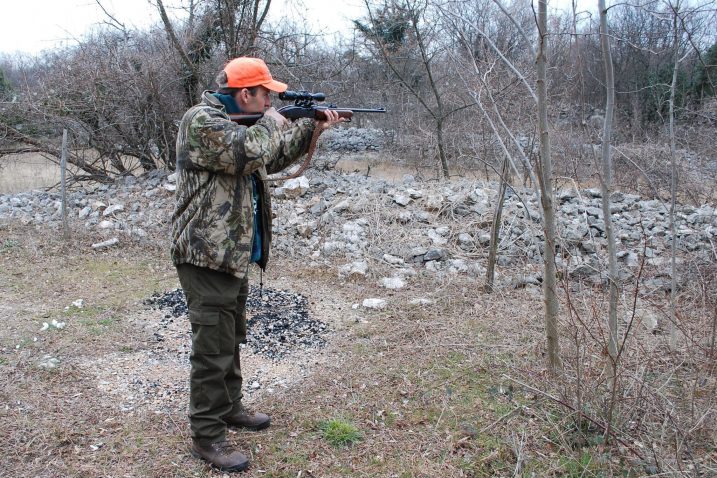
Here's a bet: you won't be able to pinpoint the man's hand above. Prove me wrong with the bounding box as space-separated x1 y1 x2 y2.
263 107 288 127
317 108 347 131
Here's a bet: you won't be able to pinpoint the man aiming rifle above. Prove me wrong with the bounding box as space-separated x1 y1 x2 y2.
170 57 345 472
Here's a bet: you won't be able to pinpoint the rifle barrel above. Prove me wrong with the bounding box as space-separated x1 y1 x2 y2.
344 107 386 113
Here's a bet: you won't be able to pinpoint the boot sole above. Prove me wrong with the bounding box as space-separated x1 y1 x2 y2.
190 449 250 472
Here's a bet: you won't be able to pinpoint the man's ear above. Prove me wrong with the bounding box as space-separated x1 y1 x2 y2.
234 88 248 105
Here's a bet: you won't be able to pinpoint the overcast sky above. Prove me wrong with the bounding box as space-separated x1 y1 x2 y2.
0 0 587 57
0 0 367 56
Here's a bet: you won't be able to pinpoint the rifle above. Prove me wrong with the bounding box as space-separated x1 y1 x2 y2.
228 90 386 125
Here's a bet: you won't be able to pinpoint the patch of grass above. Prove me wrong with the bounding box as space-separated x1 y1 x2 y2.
0 357 8 365
79 312 118 335
1 238 20 252
318 418 362 447
63 305 105 319
559 450 602 477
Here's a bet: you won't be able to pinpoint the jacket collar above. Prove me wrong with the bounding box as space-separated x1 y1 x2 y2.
200 90 225 110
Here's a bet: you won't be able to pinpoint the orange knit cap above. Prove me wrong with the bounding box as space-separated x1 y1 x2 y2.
217 57 288 92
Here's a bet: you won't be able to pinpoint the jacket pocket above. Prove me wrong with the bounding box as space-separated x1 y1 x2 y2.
189 309 221 355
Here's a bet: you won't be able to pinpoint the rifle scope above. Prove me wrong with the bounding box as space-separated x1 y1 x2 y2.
279 90 326 102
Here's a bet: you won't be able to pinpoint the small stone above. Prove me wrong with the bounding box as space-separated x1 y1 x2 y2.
382 254 404 265
103 204 125 216
362 298 387 309
379 277 406 289
394 194 412 207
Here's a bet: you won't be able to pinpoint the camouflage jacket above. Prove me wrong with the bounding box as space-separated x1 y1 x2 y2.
171 91 315 278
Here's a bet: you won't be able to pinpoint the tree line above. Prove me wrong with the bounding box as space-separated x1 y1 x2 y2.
0 0 713 193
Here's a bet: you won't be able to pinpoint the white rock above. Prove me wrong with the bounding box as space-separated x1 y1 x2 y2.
163 183 176 192
92 237 119 249
72 299 84 308
98 220 115 229
380 277 405 289
40 322 49 331
342 222 364 234
362 298 387 309
282 176 310 199
78 206 92 219
397 211 413 223
406 188 424 199
427 229 448 245
103 204 124 216
394 194 412 206
38 355 60 369
339 261 369 278
332 199 351 213
424 194 444 211
383 254 404 265
409 298 435 306
296 223 314 238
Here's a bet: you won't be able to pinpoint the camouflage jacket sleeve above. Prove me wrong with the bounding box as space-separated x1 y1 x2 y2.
179 106 293 176
264 118 316 175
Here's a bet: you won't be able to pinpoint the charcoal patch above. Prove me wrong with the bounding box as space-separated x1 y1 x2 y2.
145 286 328 359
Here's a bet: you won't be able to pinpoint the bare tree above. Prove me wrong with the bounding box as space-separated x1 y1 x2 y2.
536 0 561 371
356 0 475 178
597 0 621 442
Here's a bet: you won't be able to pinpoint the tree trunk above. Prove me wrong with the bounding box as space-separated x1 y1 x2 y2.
668 5 681 350
599 0 619 367
436 120 450 179
537 0 561 371
598 0 620 441
485 158 510 292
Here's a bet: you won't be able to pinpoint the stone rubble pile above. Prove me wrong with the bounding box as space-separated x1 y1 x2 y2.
0 169 172 241
2 156 716 291
318 127 391 153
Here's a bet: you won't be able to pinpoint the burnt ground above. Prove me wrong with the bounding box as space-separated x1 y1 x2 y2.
145 286 329 360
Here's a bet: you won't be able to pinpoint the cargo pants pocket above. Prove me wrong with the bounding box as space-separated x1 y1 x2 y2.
189 309 221 355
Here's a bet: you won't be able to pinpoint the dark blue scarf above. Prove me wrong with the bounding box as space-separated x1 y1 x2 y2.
212 92 242 114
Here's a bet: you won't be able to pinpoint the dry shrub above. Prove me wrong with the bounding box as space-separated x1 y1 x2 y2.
544 255 717 474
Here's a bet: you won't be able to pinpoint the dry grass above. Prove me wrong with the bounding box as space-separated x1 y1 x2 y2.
0 153 68 194
1 210 715 477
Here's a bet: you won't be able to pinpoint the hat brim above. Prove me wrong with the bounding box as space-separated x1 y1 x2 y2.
263 79 288 93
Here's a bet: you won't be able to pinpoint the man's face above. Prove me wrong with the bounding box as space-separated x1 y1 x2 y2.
236 86 271 113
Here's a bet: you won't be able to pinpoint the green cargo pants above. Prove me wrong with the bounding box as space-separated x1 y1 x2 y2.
176 263 249 443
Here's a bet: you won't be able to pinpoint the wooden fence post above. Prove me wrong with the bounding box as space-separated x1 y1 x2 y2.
61 129 69 239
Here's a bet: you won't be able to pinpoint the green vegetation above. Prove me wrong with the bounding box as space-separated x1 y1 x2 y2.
319 418 362 447
1 239 19 252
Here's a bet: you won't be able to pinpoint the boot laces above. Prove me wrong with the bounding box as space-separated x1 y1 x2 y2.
212 440 234 455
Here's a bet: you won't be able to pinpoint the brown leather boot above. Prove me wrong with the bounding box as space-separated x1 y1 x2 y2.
191 440 250 472
222 406 271 431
